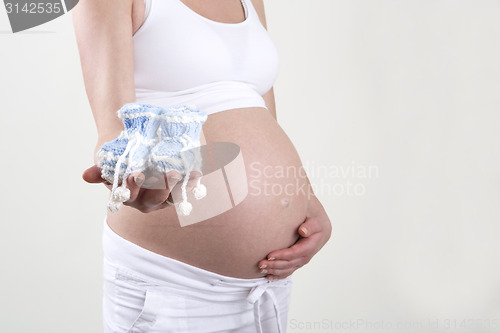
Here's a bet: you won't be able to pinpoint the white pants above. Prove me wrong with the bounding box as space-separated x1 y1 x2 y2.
102 218 293 333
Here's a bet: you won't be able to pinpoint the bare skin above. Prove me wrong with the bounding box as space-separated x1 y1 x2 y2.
73 0 332 279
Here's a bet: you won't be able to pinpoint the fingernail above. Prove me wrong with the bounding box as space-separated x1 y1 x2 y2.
260 269 268 274
300 226 308 235
259 264 267 269
268 257 275 261
134 174 145 186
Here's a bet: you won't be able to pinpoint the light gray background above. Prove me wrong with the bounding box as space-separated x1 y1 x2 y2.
1 1 499 332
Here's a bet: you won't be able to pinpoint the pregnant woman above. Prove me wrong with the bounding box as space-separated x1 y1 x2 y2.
73 0 332 332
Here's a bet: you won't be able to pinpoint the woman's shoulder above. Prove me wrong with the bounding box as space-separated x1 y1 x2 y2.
249 0 269 29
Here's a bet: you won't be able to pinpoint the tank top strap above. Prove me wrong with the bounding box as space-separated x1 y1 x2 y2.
140 0 152 25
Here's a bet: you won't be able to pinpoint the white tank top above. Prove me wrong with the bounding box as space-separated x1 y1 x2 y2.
133 0 280 115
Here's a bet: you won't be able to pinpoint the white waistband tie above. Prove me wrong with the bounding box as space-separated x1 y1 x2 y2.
246 280 289 333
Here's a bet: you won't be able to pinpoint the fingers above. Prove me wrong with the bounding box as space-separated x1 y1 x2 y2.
124 172 145 202
259 257 305 270
257 229 325 279
185 171 202 192
111 170 194 213
264 233 321 262
265 268 296 280
126 172 181 213
258 257 307 280
166 171 201 200
297 216 323 238
82 165 105 184
165 171 182 191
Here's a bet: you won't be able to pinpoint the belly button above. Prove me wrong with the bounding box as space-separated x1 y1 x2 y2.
281 198 290 208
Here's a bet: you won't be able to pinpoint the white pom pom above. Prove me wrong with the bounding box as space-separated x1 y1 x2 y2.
177 200 192 216
107 200 122 213
113 186 131 202
192 183 207 200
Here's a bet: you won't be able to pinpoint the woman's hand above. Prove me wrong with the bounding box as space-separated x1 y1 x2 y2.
257 193 332 280
82 165 199 214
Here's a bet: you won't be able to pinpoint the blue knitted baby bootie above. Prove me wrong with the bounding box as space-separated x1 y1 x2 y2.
97 104 139 184
151 105 208 216
96 102 163 212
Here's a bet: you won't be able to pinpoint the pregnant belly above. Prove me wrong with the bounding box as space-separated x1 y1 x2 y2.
106 107 309 278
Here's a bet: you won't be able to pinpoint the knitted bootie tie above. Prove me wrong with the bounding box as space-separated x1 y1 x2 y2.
96 102 163 212
151 105 207 216
97 104 140 185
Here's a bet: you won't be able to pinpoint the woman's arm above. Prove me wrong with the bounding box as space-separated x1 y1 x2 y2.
72 0 136 157
73 0 183 213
